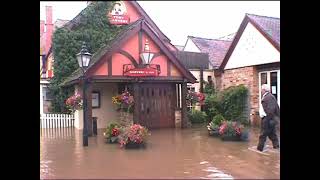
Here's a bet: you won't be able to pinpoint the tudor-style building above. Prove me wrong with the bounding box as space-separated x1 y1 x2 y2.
61 1 196 130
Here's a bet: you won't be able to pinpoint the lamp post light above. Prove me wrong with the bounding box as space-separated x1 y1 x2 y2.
76 42 92 147
140 39 154 65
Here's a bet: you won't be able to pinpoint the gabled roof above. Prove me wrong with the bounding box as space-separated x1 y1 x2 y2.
61 19 143 86
219 13 280 71
247 14 280 47
187 36 232 69
174 45 184 51
61 19 196 86
175 51 209 69
63 1 172 44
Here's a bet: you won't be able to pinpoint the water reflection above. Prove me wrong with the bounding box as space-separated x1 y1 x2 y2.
40 126 279 179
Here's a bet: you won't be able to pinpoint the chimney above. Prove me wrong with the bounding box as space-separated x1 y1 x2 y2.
40 20 45 35
45 6 53 54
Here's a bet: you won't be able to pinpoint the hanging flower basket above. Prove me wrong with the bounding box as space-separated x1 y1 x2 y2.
65 93 83 113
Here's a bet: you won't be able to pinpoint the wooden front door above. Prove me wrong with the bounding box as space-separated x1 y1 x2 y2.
138 83 176 129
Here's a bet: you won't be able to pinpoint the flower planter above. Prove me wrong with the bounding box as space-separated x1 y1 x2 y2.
105 136 119 144
221 135 242 141
208 130 220 137
105 138 118 144
125 142 145 149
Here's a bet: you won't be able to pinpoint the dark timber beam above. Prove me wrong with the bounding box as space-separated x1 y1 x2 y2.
181 81 188 128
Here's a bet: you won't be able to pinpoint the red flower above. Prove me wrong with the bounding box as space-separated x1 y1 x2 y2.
112 128 120 136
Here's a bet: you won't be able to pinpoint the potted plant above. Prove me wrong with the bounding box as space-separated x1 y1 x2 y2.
207 122 220 136
207 114 225 136
65 93 83 113
219 121 249 141
112 90 134 126
103 123 122 143
118 124 150 149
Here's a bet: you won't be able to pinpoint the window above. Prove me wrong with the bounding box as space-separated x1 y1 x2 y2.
92 91 100 108
208 76 212 82
42 87 53 101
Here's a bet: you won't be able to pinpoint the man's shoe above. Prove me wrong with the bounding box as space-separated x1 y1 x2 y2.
257 147 264 151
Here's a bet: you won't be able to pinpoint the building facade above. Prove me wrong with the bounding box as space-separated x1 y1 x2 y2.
216 14 280 126
61 1 196 130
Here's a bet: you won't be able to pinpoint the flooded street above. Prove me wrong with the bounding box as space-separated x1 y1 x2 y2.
40 125 280 179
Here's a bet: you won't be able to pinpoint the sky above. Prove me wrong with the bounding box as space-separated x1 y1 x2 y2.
40 1 280 46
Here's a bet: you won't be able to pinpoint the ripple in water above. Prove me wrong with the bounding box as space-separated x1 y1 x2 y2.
202 166 233 179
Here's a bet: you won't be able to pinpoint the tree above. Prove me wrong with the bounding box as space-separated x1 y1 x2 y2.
49 1 125 112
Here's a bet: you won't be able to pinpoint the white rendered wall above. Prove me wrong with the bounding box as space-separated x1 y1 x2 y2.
225 22 280 70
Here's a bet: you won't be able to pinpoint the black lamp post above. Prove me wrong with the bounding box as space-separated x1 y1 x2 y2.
76 42 92 147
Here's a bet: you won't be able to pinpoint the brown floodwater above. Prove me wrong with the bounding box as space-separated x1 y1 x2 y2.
40 125 280 179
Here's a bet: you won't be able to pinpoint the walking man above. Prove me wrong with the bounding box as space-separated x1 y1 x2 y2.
257 84 280 151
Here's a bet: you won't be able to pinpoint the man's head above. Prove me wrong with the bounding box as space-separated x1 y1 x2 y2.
261 84 270 95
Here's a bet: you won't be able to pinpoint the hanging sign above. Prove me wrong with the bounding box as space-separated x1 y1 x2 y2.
123 64 160 77
108 1 130 25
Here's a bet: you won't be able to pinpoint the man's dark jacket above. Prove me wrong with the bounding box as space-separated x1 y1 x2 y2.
262 92 280 123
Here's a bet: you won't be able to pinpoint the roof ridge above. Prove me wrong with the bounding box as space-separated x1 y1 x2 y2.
246 13 280 20
189 36 232 42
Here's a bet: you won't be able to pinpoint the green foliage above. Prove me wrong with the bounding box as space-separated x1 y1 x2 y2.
104 122 121 143
221 121 239 137
207 121 219 131
204 94 222 121
204 85 249 125
49 1 127 112
219 85 248 125
188 110 208 124
204 81 215 95
212 114 225 126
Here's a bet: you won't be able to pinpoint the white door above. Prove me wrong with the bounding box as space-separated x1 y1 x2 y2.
259 70 280 109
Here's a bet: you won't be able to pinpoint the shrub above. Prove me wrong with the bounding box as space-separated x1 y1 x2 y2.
204 85 249 125
212 114 225 126
220 85 248 125
188 110 208 124
204 94 222 121
204 82 215 95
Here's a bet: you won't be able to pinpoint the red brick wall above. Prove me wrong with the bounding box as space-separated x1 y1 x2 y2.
220 66 260 126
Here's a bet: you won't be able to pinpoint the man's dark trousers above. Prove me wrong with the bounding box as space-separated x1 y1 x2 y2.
257 116 279 151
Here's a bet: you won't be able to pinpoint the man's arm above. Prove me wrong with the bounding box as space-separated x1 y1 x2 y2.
261 95 275 117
